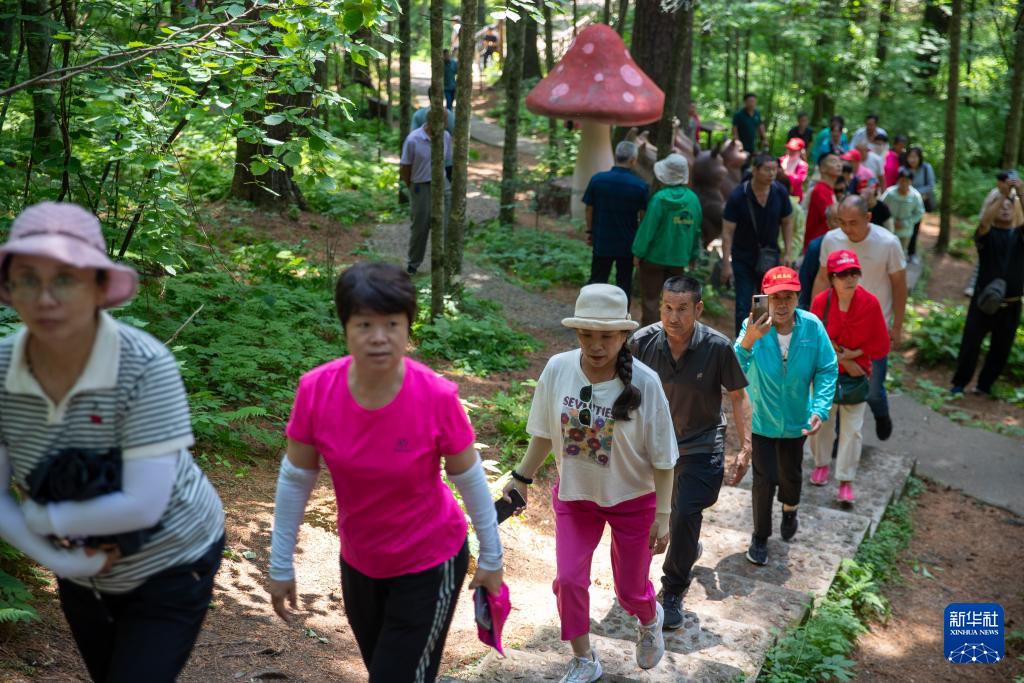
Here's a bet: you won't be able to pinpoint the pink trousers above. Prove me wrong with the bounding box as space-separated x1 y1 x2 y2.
551 483 657 641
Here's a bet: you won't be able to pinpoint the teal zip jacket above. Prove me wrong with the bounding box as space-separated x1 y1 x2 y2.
631 185 703 267
734 309 838 438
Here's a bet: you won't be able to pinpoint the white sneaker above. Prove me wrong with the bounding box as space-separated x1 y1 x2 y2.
559 648 602 683
636 601 666 669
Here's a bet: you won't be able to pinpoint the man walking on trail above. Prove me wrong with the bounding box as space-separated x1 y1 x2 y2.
786 112 814 153
443 49 458 110
731 93 766 158
583 141 649 302
850 114 887 149
631 276 752 632
400 117 452 275
803 152 841 252
814 195 907 441
720 153 794 336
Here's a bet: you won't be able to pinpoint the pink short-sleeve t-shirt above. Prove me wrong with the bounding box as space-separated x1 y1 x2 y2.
287 356 474 579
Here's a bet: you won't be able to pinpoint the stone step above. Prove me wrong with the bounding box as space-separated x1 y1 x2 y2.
705 486 872 558
734 445 915 534
678 565 811 634
689 524 844 597
443 631 751 683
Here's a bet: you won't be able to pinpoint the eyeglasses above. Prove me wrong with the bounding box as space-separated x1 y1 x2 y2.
6 274 89 303
578 385 592 427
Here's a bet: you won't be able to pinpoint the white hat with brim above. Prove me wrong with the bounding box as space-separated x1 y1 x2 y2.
653 153 689 186
0 202 139 308
561 283 639 331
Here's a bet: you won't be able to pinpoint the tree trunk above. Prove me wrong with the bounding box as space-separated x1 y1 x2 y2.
523 14 541 79
868 0 896 104
447 0 478 293
741 30 750 98
385 21 394 127
937 0 962 255
0 0 16 65
631 0 694 126
572 0 578 35
655 1 693 160
230 91 308 209
603 0 611 25
917 0 950 85
429 0 445 318
499 15 525 226
614 0 629 35
398 0 412 204
724 30 732 105
1003 1 1024 168
20 0 57 145
543 0 557 177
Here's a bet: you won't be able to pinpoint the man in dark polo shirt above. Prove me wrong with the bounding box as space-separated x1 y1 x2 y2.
583 140 649 301
731 93 765 158
630 275 752 631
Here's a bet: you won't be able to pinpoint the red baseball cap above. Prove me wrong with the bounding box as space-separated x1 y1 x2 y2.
761 266 801 294
785 137 805 151
827 249 861 274
841 149 862 162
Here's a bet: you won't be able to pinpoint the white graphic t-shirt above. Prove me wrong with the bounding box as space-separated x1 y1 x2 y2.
527 349 678 507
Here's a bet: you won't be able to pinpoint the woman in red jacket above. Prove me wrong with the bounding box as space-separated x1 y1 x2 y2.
779 138 809 203
808 250 890 504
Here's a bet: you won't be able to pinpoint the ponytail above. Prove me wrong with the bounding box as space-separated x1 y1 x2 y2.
612 344 642 421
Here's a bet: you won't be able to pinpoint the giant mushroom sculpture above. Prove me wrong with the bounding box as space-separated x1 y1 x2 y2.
526 24 664 219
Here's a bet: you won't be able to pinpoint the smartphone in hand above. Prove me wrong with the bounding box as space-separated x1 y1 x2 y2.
751 294 770 322
494 488 526 524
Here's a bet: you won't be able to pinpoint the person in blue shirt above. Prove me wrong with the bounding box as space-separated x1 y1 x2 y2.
443 49 458 110
583 141 650 302
729 266 837 566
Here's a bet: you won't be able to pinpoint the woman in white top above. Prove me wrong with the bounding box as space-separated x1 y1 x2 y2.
502 284 678 683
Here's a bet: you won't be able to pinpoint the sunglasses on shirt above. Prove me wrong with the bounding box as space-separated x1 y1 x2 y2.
578 385 592 427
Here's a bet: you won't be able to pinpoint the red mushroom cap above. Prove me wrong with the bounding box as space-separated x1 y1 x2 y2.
525 24 664 127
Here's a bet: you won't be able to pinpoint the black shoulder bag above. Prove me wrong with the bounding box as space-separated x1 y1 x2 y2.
745 181 782 277
824 291 870 405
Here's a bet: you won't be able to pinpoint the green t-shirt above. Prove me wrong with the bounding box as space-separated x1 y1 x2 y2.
732 108 762 154
632 185 704 268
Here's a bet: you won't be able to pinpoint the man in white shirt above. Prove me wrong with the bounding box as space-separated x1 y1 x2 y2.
399 116 453 275
850 114 887 149
813 195 907 441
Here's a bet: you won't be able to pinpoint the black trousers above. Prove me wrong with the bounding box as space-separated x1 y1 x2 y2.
589 253 634 301
952 300 1022 392
57 534 225 683
751 434 806 541
661 451 724 596
907 220 923 256
341 540 469 683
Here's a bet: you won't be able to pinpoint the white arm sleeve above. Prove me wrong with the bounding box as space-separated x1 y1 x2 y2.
449 455 503 572
21 453 177 538
0 447 105 578
269 455 319 582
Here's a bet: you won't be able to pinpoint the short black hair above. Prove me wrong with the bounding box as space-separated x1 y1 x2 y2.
817 151 838 167
743 92 756 101
874 132 889 142
865 114 879 123
898 167 914 179
752 152 777 169
797 111 808 119
830 115 845 127
996 170 1012 181
894 135 909 145
334 262 417 327
662 275 702 303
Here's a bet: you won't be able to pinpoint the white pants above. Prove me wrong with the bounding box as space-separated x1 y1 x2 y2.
808 402 867 482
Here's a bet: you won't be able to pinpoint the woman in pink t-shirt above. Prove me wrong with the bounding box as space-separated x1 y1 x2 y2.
267 263 504 682
502 284 678 683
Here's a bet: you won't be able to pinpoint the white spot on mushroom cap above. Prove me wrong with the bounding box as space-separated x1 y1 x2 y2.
551 83 570 99
582 43 594 54
622 91 635 103
620 65 643 87
594 73 604 82
556 64 564 74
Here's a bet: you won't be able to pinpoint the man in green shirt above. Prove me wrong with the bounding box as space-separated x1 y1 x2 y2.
731 93 765 157
633 154 704 327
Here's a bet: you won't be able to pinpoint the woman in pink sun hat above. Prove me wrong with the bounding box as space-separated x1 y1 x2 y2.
809 250 890 505
0 202 225 681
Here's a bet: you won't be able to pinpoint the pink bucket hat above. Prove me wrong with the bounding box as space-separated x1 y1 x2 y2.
0 202 138 308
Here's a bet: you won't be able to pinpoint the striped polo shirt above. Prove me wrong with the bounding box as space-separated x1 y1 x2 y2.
0 312 224 593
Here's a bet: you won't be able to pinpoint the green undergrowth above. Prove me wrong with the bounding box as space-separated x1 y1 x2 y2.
759 476 925 682
0 542 38 630
468 219 591 290
468 381 535 471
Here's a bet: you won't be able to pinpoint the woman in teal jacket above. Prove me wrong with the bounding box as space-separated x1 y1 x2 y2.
728 266 837 566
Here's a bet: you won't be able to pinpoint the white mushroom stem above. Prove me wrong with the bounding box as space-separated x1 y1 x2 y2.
571 119 614 220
